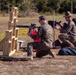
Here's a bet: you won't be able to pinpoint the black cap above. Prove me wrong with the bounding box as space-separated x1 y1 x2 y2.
39 16 45 21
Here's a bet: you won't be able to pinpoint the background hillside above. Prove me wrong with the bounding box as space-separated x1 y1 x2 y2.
0 0 76 16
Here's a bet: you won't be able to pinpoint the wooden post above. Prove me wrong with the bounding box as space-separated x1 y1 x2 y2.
8 11 14 30
3 7 19 56
3 30 12 56
15 38 18 51
15 28 18 51
15 28 19 38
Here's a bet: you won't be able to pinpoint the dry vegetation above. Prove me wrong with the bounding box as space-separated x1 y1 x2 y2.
0 15 76 75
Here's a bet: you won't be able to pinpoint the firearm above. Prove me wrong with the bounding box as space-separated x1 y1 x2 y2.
16 23 39 28
48 20 61 28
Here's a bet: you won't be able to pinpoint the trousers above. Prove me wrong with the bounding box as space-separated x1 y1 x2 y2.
58 47 76 55
27 42 54 58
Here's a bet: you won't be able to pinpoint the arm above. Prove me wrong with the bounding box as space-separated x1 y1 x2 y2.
62 39 75 48
37 27 42 37
60 22 73 33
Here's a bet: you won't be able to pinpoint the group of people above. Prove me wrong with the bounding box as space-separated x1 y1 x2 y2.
26 11 76 60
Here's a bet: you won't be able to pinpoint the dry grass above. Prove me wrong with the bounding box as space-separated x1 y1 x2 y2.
0 50 76 75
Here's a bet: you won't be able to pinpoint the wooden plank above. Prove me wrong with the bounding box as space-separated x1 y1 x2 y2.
6 30 12 41
14 7 18 17
11 36 15 51
13 19 16 36
3 40 12 56
15 28 19 38
3 30 13 56
0 38 5 51
9 49 16 56
14 38 18 51
13 17 17 19
9 12 14 23
3 7 18 57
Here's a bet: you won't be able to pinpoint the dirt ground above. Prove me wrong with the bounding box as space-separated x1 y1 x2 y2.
0 49 76 75
0 17 76 75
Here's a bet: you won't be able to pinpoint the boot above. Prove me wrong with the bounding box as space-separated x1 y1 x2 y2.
48 50 55 58
27 55 33 60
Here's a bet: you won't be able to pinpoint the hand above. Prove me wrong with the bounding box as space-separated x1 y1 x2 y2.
34 28 38 32
54 25 61 30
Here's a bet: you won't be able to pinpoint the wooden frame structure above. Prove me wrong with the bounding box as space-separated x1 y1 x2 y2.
0 7 19 57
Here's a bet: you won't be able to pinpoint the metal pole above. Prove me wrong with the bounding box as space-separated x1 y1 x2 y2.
71 0 73 13
53 10 55 46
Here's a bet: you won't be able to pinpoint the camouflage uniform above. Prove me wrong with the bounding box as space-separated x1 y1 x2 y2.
27 22 54 58
59 20 76 47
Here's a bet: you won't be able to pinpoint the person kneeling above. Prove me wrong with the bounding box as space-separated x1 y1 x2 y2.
27 16 54 60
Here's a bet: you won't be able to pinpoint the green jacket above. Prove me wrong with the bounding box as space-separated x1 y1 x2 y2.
38 22 53 48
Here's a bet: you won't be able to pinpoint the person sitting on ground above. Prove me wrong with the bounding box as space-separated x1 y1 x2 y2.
58 46 76 55
27 16 54 60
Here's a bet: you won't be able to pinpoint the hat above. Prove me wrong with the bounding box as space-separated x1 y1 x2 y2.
64 11 72 17
39 16 45 21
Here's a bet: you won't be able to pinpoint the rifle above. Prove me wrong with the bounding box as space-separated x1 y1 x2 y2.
16 23 39 28
48 20 61 28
